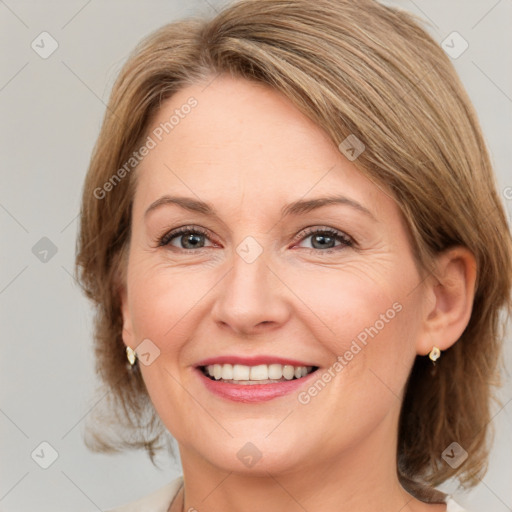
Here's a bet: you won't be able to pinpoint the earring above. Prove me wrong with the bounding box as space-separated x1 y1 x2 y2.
428 346 441 363
126 346 137 366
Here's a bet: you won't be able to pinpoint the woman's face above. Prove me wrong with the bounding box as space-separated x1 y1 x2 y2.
121 74 430 476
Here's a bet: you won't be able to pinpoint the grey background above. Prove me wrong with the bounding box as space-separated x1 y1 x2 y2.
1 1 511 511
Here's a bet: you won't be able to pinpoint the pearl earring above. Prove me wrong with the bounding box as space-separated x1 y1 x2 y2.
126 346 137 366
428 346 441 363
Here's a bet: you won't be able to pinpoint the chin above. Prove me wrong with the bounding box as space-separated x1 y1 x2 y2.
193 435 313 476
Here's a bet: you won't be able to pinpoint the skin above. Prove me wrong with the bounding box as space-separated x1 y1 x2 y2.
120 74 476 512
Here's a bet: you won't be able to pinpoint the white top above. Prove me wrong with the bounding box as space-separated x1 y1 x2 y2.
105 475 469 511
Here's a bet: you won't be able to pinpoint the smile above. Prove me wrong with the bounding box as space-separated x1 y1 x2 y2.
195 363 320 402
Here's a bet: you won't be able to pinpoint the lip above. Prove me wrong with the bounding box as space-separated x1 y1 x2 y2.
194 366 319 403
195 355 317 367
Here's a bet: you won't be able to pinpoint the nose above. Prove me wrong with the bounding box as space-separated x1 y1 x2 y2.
210 248 291 337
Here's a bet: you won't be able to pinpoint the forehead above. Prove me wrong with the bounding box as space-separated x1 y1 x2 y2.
133 75 393 220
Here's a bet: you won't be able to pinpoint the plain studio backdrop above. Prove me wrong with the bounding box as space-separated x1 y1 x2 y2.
1 1 511 511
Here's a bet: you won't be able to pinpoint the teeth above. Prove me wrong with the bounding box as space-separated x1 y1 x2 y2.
268 363 282 380
249 364 268 380
282 365 295 380
204 363 314 382
233 364 250 380
221 364 233 380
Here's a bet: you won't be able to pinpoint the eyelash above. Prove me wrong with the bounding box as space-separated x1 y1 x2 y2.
156 225 354 254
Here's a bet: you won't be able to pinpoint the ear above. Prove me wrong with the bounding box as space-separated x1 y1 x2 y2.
113 244 136 350
119 282 136 350
416 246 477 356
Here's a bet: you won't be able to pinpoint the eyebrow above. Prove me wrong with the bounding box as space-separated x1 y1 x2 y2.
144 194 376 221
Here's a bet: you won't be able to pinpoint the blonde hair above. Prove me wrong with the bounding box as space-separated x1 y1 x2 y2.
75 0 512 501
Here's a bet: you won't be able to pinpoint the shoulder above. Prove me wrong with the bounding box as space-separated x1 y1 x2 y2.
104 475 184 512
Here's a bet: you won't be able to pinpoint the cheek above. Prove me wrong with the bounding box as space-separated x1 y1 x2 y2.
126 261 215 347
295 261 420 392
293 263 404 343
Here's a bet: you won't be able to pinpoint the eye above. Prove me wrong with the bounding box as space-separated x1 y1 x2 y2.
293 226 354 253
157 225 215 250
156 225 354 253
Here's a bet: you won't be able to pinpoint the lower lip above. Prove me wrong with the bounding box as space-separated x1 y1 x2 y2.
195 367 318 403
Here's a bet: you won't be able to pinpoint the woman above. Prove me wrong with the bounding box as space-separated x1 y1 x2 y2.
75 0 512 510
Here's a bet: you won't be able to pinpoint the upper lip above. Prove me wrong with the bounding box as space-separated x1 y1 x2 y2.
195 355 318 368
